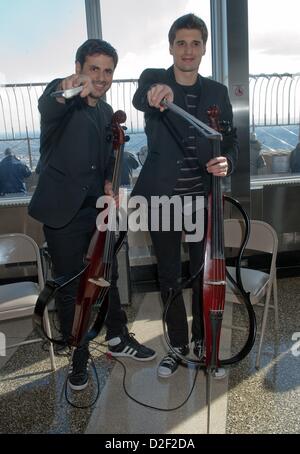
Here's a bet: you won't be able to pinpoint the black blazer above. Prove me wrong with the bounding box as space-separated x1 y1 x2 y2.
28 79 115 228
131 66 239 200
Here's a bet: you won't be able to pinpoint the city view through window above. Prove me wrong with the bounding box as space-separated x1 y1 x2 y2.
0 0 299 196
248 0 300 179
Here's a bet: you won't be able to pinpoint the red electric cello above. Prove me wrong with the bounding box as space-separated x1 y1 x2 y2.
160 100 256 432
34 110 129 348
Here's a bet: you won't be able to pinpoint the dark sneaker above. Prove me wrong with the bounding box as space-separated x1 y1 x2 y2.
157 345 189 379
68 345 90 391
107 333 156 361
193 339 205 359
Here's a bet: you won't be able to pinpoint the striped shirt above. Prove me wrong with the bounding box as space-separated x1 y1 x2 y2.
173 85 204 201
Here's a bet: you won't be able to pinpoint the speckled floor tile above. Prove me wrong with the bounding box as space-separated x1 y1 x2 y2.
0 301 138 434
0 278 299 434
0 335 115 433
226 277 300 434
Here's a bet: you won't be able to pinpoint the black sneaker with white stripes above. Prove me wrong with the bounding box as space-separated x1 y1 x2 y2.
157 345 189 378
107 332 156 361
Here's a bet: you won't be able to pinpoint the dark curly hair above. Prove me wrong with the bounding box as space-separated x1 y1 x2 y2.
75 39 118 68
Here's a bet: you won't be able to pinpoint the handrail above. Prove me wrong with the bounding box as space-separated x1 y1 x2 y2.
0 74 299 167
0 80 143 141
249 73 300 130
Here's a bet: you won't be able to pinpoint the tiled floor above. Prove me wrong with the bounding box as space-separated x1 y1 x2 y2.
0 277 299 434
226 276 300 433
86 291 231 435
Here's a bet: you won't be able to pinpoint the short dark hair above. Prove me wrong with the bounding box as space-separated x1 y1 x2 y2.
75 39 118 68
4 148 12 156
168 13 208 45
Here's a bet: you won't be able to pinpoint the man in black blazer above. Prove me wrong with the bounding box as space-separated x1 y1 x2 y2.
132 14 238 379
29 39 156 391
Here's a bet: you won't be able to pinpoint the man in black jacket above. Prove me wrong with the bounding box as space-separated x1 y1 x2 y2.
29 39 156 391
132 14 238 378
0 148 31 194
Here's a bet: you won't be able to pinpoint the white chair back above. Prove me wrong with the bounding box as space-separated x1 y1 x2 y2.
0 233 55 370
224 218 279 369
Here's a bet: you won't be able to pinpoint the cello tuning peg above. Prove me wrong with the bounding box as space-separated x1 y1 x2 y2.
125 135 130 142
122 126 128 131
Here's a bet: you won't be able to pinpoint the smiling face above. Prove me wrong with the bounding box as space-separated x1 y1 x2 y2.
76 53 115 102
169 28 206 82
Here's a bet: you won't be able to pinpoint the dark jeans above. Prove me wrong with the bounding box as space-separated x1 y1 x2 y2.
149 207 206 347
44 206 127 346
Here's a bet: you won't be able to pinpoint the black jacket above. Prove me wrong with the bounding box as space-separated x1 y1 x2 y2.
131 66 238 200
28 79 115 228
0 155 31 194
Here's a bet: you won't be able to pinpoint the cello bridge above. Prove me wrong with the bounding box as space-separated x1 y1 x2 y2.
205 280 226 286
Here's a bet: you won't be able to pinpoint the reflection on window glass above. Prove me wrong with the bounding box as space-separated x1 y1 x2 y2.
0 0 87 199
101 0 212 79
101 0 212 181
249 0 300 180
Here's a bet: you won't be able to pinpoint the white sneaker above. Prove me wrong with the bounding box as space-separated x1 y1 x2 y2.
212 367 227 379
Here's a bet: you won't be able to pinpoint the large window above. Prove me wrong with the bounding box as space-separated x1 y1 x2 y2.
100 0 212 176
101 0 212 80
0 0 87 197
0 0 213 197
248 0 300 180
0 0 87 84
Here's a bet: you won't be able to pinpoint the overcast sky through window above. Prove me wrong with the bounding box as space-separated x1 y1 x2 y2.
0 0 299 84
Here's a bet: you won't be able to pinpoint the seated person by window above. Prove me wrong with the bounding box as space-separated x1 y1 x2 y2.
0 148 32 195
290 143 300 173
250 133 266 175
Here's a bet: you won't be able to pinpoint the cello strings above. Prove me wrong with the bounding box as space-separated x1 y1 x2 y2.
102 135 125 276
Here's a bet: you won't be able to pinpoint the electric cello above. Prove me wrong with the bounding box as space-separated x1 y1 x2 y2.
69 110 129 347
160 99 256 431
161 99 256 367
34 110 129 348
